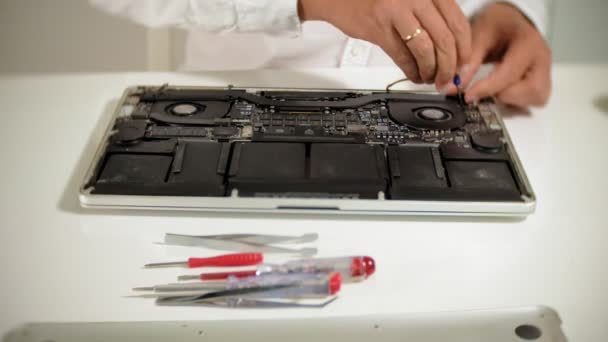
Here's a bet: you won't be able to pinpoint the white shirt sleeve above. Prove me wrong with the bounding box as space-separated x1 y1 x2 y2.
89 0 302 36
458 0 548 36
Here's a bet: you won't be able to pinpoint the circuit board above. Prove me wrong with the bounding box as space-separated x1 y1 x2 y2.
83 85 533 203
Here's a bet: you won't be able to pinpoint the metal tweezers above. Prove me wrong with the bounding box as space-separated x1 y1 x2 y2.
157 296 338 308
163 233 318 256
152 281 337 308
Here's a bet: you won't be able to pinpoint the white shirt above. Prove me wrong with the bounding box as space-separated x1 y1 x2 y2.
90 0 547 71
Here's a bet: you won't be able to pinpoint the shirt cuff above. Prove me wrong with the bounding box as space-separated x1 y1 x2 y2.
460 0 548 37
235 0 302 37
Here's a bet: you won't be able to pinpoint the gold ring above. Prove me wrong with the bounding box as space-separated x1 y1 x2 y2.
404 28 423 42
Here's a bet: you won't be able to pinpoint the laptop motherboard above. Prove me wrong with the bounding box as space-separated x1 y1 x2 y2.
82 85 533 204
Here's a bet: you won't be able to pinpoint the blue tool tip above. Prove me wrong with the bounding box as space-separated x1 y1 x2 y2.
453 74 462 87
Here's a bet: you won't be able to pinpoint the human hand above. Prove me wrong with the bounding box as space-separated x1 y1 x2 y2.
299 0 471 91
460 3 552 107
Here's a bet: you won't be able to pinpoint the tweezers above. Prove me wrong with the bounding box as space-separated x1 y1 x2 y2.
156 296 338 308
163 233 318 256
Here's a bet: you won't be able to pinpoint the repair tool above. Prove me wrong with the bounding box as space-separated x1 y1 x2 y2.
180 269 259 281
150 272 341 307
163 233 318 256
134 272 340 295
178 297 338 308
133 282 227 293
178 255 375 283
454 73 464 103
143 252 263 268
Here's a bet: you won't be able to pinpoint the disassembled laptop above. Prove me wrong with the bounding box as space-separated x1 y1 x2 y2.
80 85 535 216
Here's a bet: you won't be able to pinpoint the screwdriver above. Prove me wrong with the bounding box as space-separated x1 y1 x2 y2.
184 269 259 281
138 272 341 300
454 74 464 104
144 252 263 268
178 256 375 282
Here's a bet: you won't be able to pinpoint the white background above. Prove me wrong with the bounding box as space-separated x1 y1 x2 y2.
0 0 607 72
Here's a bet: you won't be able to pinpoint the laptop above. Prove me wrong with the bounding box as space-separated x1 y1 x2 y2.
6 306 565 341
79 85 535 216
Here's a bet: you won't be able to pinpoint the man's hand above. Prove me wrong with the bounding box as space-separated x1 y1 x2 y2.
299 0 471 91
461 3 552 107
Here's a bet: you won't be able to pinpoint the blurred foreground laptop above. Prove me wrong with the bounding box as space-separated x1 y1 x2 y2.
6 306 565 342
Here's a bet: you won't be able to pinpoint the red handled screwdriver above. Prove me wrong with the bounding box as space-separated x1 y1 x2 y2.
143 252 263 268
178 256 375 282
178 269 259 281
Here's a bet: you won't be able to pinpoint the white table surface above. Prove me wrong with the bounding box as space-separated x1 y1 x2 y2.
0 65 607 341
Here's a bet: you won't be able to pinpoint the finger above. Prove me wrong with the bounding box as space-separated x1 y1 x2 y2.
413 2 457 89
432 0 472 68
459 23 495 90
465 38 533 103
459 46 485 91
495 59 551 107
405 29 437 84
380 26 422 83
393 14 436 83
